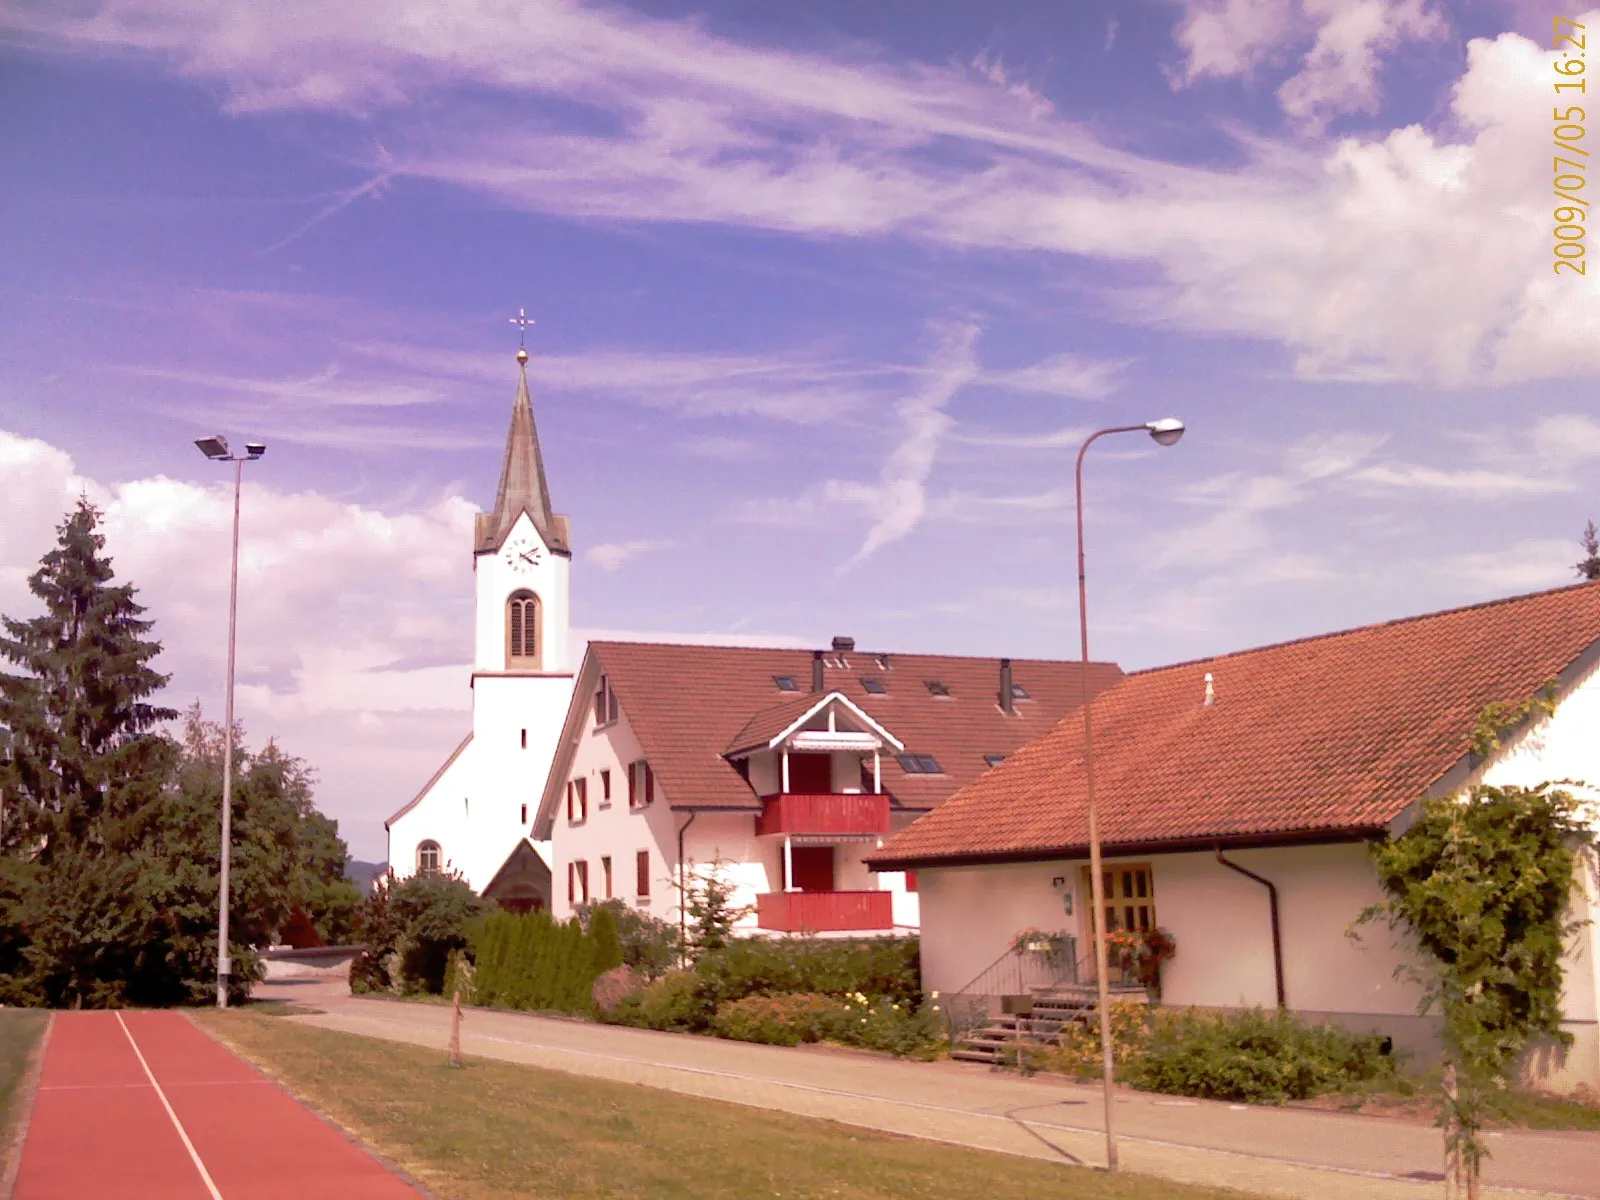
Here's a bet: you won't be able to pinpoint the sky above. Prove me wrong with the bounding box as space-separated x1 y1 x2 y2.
2 0 1597 861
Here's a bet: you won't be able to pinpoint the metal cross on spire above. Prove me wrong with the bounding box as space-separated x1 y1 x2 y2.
509 307 535 363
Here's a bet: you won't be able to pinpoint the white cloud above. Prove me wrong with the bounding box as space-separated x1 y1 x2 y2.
11 2 1600 385
1348 463 1572 496
984 353 1130 399
1443 538 1584 593
1279 0 1446 131
585 540 673 572
841 322 981 569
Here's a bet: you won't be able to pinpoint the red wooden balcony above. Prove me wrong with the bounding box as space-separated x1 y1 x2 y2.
755 792 890 837
756 890 894 933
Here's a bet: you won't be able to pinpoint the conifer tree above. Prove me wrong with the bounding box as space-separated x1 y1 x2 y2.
0 498 177 860
589 902 624 975
1577 520 1600 582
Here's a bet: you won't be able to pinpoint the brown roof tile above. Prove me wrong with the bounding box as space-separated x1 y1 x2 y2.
869 582 1600 868
589 642 1125 813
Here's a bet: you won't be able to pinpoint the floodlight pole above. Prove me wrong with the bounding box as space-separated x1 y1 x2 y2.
217 453 243 1008
196 436 264 1008
1074 420 1184 1173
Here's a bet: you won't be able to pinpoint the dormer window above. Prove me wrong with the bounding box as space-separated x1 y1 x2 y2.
924 680 950 697
506 590 541 668
897 753 943 775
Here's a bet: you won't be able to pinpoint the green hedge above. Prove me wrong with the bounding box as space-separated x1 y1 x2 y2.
465 910 602 1017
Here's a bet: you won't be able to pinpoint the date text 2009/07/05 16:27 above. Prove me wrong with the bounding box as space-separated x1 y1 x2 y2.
1553 17 1589 275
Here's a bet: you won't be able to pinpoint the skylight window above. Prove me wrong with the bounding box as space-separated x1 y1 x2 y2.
862 678 887 695
897 753 943 774
1009 683 1031 700
983 754 1007 768
923 680 950 697
773 675 798 691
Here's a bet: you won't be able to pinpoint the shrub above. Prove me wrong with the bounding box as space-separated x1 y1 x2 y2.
610 969 714 1032
575 900 680 980
693 936 921 1009
1122 1007 1397 1104
465 910 601 1016
357 870 488 995
829 992 946 1060
349 950 389 995
1019 1002 1154 1077
588 904 625 975
713 993 841 1047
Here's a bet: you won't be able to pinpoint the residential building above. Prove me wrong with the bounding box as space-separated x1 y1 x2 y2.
868 582 1600 1093
532 638 1123 936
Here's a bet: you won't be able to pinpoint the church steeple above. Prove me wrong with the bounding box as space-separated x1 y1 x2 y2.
476 346 570 555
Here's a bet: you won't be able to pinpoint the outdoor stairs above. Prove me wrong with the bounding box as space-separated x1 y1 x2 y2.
949 984 1150 1066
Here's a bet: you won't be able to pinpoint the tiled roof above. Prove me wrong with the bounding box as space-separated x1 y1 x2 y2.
724 694 842 757
588 642 1125 813
869 582 1600 868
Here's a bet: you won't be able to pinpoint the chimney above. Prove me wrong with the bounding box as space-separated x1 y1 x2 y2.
999 658 1014 715
812 649 825 693
832 636 855 653
1203 672 1216 707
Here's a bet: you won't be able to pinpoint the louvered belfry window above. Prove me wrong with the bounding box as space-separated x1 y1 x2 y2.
507 590 540 666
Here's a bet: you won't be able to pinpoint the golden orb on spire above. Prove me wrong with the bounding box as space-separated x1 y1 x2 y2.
516 347 529 364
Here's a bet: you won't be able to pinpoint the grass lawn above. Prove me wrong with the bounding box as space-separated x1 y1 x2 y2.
0 1009 49 1177
195 1011 1269 1200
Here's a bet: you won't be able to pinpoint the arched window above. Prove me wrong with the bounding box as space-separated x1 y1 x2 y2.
506 590 541 668
417 840 442 877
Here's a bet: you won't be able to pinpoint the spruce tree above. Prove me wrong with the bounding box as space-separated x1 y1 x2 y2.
0 498 177 860
1577 520 1600 582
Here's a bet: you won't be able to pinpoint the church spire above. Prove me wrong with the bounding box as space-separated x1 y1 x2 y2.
476 336 569 555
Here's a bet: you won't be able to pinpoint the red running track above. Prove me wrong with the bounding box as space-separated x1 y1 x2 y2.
13 1011 420 1199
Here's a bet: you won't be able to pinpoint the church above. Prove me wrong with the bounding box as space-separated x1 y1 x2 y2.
384 343 570 911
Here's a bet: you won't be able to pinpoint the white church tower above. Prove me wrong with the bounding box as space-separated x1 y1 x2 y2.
386 342 574 903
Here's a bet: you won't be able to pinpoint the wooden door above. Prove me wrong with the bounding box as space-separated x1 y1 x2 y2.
1079 864 1155 976
787 753 833 794
788 846 836 892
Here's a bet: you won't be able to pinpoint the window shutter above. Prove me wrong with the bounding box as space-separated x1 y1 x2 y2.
567 862 575 904
636 849 650 897
628 761 637 807
905 870 919 893
645 762 655 806
566 781 574 823
608 685 619 723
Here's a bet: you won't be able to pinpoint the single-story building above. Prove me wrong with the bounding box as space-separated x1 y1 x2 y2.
867 582 1600 1093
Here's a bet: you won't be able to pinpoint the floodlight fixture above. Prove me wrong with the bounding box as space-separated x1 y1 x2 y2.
195 435 230 460
245 442 267 459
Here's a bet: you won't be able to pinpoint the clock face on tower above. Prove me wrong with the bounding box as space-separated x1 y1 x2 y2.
504 534 541 573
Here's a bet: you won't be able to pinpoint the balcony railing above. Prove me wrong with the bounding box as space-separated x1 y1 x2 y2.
755 792 890 837
757 890 894 933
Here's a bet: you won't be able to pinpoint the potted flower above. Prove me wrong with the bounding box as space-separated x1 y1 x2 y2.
1104 927 1177 991
1009 927 1069 958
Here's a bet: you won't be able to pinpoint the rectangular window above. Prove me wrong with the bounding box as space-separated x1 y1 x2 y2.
576 860 590 905
630 759 654 808
568 778 589 823
520 728 527 749
601 856 613 899
520 803 528 824
594 675 621 726
600 768 612 802
636 849 651 898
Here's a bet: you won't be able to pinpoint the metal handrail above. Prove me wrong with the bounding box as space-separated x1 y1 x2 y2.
942 939 1079 1041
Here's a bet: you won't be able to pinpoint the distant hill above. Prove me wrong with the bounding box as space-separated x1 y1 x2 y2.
345 859 388 897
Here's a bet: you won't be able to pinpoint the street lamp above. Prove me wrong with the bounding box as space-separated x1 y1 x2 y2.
1075 418 1184 1173
195 434 266 1008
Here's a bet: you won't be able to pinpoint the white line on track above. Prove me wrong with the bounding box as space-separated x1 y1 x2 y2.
115 1013 225 1200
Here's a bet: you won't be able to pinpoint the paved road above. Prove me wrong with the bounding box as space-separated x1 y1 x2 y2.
257 978 1599 1200
13 1009 420 1199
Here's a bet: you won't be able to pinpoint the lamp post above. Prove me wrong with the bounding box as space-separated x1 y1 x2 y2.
195 435 266 1008
1075 417 1183 1173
